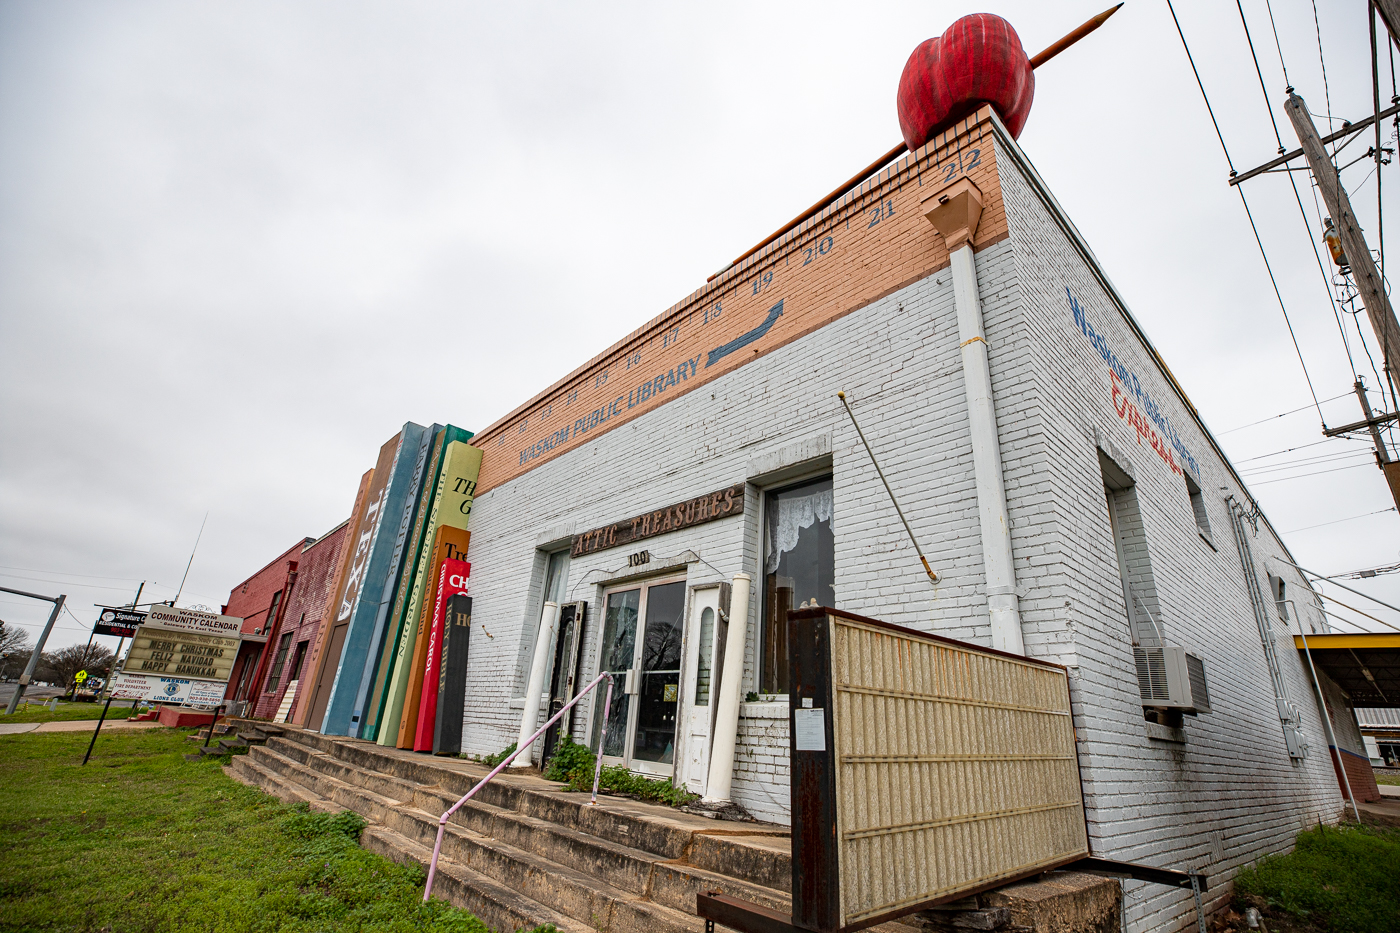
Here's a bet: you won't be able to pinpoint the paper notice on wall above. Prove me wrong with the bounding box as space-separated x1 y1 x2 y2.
793 708 826 751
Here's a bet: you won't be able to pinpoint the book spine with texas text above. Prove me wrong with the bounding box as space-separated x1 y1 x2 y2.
364 424 472 739
316 435 400 735
347 422 439 737
399 528 470 748
320 422 426 736
377 439 482 746
414 557 469 751
295 467 373 729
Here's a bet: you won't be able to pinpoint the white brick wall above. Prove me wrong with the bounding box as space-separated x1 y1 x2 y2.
447 127 1348 933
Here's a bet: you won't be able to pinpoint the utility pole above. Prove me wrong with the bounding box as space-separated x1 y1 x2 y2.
2 588 66 714
1285 91 1400 509
1374 0 1400 53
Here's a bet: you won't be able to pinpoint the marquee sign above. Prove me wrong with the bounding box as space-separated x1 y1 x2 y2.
124 628 241 681
143 604 244 638
570 483 745 558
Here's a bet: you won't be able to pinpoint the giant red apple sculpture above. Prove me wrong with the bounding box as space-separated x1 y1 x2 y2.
897 13 1035 151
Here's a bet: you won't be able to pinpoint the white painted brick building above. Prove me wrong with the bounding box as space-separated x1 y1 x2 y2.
446 110 1356 932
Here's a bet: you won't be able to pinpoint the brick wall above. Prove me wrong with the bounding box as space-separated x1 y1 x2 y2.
440 111 1345 933
251 521 349 721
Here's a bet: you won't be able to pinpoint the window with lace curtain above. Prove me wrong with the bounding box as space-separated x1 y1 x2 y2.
760 476 835 694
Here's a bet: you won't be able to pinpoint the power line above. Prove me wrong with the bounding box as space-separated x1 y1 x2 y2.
1217 391 1350 434
1235 436 1366 463
1239 449 1374 475
1261 0 1290 88
1166 0 1324 420
1282 506 1397 534
1249 461 1375 486
0 564 142 583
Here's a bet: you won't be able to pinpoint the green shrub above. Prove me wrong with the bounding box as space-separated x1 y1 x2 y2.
543 736 596 783
480 742 517 768
543 736 697 807
1234 823 1400 933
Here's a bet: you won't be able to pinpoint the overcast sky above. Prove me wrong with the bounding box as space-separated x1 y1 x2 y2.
2 0 1398 653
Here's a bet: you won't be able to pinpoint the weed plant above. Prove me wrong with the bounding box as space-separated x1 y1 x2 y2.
543 737 697 808
1233 823 1400 933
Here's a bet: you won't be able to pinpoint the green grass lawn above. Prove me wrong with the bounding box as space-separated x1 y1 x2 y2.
1374 772 1400 785
1232 823 1400 933
0 699 139 723
0 727 552 933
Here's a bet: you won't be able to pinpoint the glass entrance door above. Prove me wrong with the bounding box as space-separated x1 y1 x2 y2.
592 577 686 776
630 580 685 774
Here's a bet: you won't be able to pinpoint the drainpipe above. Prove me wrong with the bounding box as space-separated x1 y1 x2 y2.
517 601 560 765
921 178 1024 655
704 572 752 803
245 562 299 711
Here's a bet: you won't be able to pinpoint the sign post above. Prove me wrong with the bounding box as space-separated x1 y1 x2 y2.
83 605 242 765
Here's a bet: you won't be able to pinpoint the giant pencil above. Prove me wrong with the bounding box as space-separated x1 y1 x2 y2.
377 439 481 746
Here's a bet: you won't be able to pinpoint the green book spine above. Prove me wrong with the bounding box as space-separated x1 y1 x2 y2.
378 437 481 746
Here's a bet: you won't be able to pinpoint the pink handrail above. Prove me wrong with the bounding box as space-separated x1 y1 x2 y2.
423 670 616 902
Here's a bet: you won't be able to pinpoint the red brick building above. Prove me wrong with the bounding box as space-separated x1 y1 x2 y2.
221 537 312 704
251 521 350 721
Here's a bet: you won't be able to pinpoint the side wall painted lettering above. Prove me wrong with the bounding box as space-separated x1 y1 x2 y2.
1066 288 1199 478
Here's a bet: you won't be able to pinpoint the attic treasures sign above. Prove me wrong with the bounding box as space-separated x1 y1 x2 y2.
571 483 745 557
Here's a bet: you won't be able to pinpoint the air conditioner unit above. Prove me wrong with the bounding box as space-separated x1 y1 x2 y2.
1133 646 1211 713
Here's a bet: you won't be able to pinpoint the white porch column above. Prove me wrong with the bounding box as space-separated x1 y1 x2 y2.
703 572 752 803
923 178 1025 655
517 601 560 763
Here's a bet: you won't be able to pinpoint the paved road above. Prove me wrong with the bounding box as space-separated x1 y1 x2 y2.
0 683 65 705
0 720 163 736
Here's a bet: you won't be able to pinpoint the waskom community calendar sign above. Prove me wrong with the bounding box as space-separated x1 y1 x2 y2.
108 605 244 705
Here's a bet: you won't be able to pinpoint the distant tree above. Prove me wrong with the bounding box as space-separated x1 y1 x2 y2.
40 644 116 694
0 621 34 680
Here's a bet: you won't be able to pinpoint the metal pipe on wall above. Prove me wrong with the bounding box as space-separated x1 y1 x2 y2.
922 178 1024 655
704 572 752 803
516 601 560 764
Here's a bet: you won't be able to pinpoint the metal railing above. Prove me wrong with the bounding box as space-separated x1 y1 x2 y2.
423 670 617 902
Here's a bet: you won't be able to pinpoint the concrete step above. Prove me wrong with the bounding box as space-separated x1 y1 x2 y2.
359 822 593 933
244 742 704 932
236 731 268 744
219 737 249 751
226 753 346 815
270 727 790 891
380 799 706 933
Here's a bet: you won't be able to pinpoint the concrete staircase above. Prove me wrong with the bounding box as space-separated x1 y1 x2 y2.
184 722 284 762
222 723 1122 933
224 722 803 933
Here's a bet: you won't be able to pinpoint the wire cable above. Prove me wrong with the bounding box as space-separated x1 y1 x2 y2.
1237 0 1285 152
1262 0 1290 89
1235 436 1366 463
1168 0 1324 421
1217 391 1350 434
1282 506 1397 534
1312 0 1335 152
1248 461 1374 485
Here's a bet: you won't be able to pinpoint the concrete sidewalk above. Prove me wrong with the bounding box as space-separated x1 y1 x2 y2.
0 720 164 736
